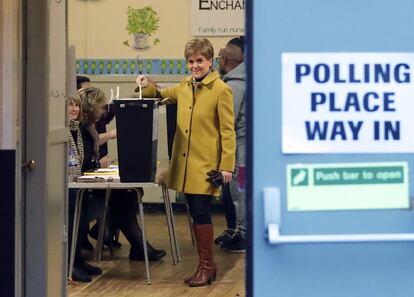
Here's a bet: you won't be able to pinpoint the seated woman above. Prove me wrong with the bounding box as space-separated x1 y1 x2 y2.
67 95 105 282
77 87 166 262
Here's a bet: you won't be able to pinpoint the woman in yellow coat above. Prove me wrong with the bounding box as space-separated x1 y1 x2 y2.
137 37 236 287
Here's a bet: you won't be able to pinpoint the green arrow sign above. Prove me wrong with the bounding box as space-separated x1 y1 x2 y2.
287 162 409 211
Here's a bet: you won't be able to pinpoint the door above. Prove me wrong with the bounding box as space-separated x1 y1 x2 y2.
248 1 414 296
24 0 68 296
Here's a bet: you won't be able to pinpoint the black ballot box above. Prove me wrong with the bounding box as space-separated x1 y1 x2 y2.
113 99 159 182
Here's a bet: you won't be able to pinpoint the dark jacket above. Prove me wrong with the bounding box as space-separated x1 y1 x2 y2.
95 104 116 158
80 123 100 172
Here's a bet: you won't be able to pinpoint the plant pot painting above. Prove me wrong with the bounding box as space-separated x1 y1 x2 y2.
134 33 150 50
126 6 160 51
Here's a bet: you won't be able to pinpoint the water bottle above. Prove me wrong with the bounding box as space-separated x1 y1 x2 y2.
68 148 78 182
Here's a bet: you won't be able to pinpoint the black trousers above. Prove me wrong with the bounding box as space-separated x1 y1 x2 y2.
221 184 237 229
185 194 213 225
89 189 144 246
68 189 104 266
108 189 139 233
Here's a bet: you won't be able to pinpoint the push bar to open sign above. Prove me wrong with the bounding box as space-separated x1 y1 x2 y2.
263 187 414 244
267 223 414 244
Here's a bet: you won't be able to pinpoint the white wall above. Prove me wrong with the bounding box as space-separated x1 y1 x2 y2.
0 0 21 149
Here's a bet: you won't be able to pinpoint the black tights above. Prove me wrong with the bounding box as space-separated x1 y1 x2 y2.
185 194 213 225
68 189 104 266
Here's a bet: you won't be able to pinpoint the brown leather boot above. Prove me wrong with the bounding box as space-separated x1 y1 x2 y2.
184 224 197 284
187 224 217 287
183 223 211 284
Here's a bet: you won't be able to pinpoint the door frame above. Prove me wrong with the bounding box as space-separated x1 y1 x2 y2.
23 0 68 296
245 1 253 296
0 1 23 296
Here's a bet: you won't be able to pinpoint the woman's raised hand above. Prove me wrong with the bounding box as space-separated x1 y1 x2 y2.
108 129 117 140
136 75 148 88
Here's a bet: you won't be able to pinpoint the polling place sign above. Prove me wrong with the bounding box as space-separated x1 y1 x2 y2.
287 162 409 211
282 53 414 153
191 0 245 36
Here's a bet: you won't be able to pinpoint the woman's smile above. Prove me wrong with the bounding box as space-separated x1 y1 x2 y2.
187 53 212 80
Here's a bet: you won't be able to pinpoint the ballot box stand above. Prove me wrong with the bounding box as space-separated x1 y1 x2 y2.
113 99 159 182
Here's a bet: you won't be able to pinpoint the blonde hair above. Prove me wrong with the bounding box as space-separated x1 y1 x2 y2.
66 95 83 121
77 87 106 124
184 38 214 60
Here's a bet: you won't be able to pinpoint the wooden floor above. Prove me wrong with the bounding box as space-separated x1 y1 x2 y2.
68 212 246 297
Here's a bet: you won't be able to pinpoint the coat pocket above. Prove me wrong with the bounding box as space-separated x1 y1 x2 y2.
208 137 219 163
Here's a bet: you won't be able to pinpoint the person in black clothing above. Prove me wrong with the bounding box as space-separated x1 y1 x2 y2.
76 76 117 250
84 103 119 249
227 36 245 55
67 95 105 282
95 104 117 158
77 87 166 262
76 75 91 90
217 39 247 253
214 36 245 247
76 75 117 159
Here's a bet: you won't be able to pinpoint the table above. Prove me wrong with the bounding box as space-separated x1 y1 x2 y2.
68 180 180 285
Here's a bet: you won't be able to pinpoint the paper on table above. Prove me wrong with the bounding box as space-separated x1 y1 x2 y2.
84 171 118 176
83 166 119 175
94 168 118 173
78 174 120 182
77 176 107 182
81 165 119 181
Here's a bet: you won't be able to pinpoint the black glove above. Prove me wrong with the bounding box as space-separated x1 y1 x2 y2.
206 170 223 188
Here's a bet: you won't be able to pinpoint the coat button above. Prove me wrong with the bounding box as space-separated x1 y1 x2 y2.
183 153 186 157
189 106 192 110
185 130 188 133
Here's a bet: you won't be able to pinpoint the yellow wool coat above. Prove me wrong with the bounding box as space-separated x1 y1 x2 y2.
141 70 236 196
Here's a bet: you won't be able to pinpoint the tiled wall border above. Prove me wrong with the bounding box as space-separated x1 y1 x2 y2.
76 59 191 75
76 58 220 75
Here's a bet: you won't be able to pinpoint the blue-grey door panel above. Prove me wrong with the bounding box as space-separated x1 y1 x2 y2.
251 1 414 296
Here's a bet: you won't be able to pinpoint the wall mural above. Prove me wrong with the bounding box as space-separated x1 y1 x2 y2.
76 5 185 75
123 6 160 50
74 4 222 75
